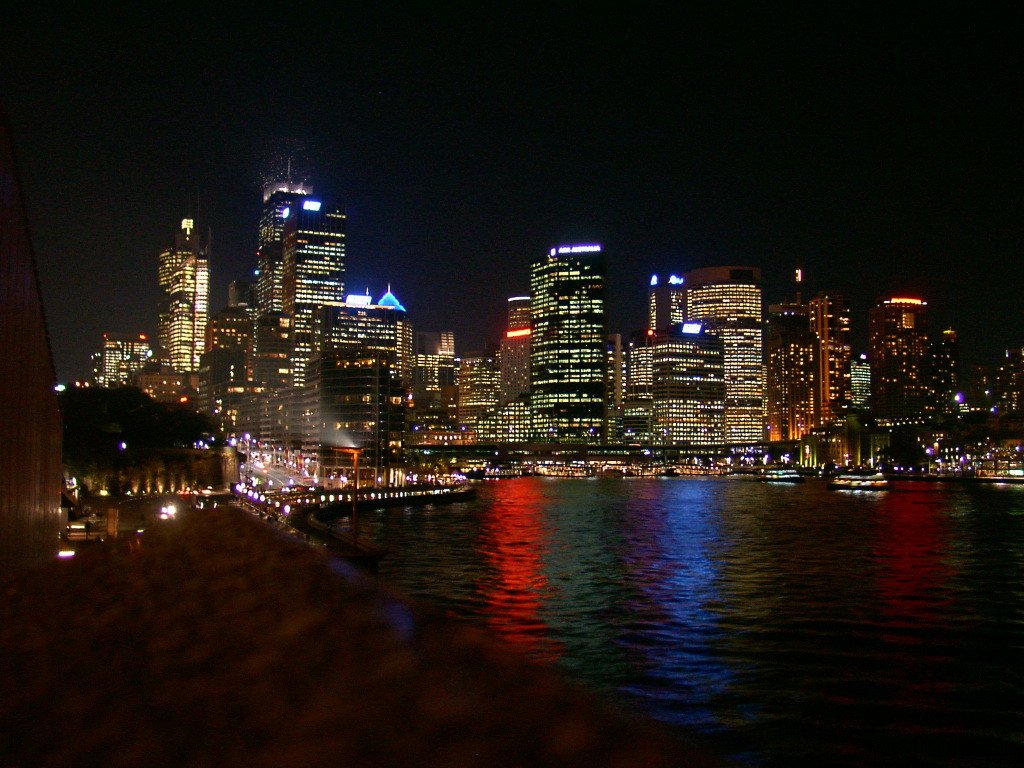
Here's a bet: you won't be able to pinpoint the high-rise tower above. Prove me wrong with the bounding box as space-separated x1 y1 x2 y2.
157 218 209 373
868 297 930 423
765 302 819 442
648 274 686 331
255 179 312 317
530 244 607 443
281 197 347 386
499 296 531 405
684 266 764 445
807 292 852 425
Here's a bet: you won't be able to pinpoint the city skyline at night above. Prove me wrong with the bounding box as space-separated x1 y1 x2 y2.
1 6 1021 383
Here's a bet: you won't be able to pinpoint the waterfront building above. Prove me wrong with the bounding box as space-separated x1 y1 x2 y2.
499 296 531 405
92 333 152 388
807 292 852 425
851 353 871 409
650 322 726 451
868 297 931 423
255 179 313 317
281 197 346 386
605 333 625 443
765 303 819 442
318 290 413 385
530 244 608 443
997 348 1024 414
157 217 209 373
307 349 406 486
475 399 533 443
683 266 764 445
648 274 686 331
457 351 500 435
931 328 961 415
622 329 656 444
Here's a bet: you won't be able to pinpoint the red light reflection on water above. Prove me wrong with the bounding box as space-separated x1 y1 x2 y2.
875 484 956 635
476 479 563 662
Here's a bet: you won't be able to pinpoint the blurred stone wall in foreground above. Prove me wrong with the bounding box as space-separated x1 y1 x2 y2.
0 111 63 572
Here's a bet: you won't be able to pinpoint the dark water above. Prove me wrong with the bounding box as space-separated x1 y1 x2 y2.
363 477 1024 766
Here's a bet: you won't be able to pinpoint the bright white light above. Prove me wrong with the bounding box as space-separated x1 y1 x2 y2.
57 550 75 558
302 200 322 211
54 384 66 392
681 322 702 334
556 244 601 254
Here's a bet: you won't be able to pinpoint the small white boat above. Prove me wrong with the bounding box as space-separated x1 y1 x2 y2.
761 467 804 483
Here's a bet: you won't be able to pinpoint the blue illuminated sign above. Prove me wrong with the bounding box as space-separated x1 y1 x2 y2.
302 200 322 211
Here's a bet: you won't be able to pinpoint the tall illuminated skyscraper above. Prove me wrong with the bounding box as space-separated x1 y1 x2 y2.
648 274 686 331
281 197 346 386
499 296 531 405
868 297 930 423
807 292 852 425
684 266 764 445
851 353 871 409
931 328 960 415
530 244 607 443
255 179 312 317
157 217 209 373
651 322 725 450
318 289 413 385
765 302 818 442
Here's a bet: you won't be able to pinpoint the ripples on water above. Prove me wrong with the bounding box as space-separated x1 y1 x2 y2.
366 477 1024 766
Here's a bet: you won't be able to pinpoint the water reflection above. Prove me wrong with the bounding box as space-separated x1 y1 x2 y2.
374 477 1024 767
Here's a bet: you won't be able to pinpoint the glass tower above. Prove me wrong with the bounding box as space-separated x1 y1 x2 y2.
684 266 764 445
157 218 209 373
281 198 346 386
530 244 607 443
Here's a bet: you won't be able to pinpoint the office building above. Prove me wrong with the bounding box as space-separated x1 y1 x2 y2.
457 351 500 433
623 329 657 444
651 322 726 451
318 290 413 385
684 266 764 445
648 274 686 331
255 179 313 317
765 303 819 442
807 293 852 425
868 297 931 423
931 328 960 415
499 296 531 405
157 217 209 373
851 353 871 409
308 349 406 486
198 305 254 428
92 333 152 388
281 197 347 386
530 244 608 443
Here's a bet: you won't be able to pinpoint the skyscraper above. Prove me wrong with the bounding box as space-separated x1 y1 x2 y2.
931 328 960 416
648 274 686 331
765 303 819 442
623 329 657 444
318 290 414 385
851 353 871 409
255 179 312 317
530 244 607 443
281 197 347 386
457 352 500 433
157 218 209 373
684 266 764 445
868 297 931 423
499 296 531 405
807 292 852 425
650 322 725 451
92 333 152 388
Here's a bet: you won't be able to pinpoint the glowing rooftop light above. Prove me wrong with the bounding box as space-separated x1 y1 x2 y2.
681 322 702 334
302 200 322 211
668 275 684 285
281 206 290 219
886 297 925 305
345 294 372 306
506 328 531 338
556 244 602 254
650 274 658 286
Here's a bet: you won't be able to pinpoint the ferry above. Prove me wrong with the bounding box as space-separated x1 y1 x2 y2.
761 467 805 484
827 469 889 490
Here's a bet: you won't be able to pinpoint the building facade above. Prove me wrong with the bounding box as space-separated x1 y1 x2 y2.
765 303 819 442
281 197 346 386
157 218 209 373
530 244 608 443
93 333 153 388
683 266 764 445
499 296 531 406
648 274 686 331
807 292 852 426
868 297 931 423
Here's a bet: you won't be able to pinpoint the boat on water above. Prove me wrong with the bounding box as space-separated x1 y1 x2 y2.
761 467 805 483
827 469 889 490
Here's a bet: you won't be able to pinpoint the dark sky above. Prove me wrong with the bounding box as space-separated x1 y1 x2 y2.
2 4 1022 381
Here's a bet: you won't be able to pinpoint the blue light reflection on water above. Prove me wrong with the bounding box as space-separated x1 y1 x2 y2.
371 477 1024 767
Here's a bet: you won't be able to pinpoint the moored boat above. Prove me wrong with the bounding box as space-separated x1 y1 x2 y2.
827 469 889 490
761 467 805 483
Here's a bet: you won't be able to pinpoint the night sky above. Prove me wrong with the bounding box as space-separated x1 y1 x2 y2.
2 5 1022 382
